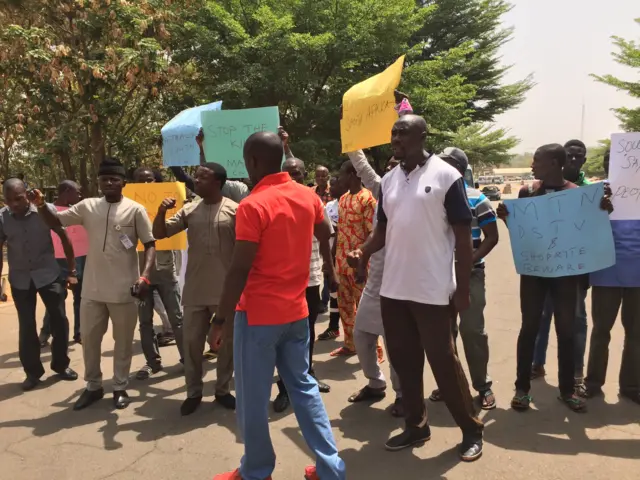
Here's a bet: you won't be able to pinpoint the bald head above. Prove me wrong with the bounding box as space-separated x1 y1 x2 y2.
243 131 285 184
282 157 306 185
391 114 428 161
57 179 82 206
3 177 26 195
315 165 330 190
395 114 428 133
3 178 28 215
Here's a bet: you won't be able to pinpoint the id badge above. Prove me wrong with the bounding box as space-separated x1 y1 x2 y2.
119 233 134 250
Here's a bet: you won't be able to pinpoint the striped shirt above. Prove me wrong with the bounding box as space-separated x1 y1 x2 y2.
309 206 334 287
466 185 497 268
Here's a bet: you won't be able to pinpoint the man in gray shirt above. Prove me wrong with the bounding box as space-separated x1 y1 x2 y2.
0 178 78 391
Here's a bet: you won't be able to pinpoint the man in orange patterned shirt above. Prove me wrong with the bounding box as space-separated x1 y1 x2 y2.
332 161 376 357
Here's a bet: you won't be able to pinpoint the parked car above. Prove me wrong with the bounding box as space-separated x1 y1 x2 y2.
482 185 502 201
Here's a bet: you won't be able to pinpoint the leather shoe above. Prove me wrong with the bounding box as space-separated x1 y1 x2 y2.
215 393 236 410
273 391 290 413
181 396 202 416
73 388 105 410
113 390 130 409
21 376 42 391
459 436 483 462
55 367 78 381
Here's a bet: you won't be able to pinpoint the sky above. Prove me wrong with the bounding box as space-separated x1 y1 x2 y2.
494 0 639 153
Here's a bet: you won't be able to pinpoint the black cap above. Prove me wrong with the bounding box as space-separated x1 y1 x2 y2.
439 147 469 175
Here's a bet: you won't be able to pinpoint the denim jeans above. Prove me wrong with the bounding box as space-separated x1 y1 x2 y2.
234 311 345 480
533 286 588 377
40 256 85 340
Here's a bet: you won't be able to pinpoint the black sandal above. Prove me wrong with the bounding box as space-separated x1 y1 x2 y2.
480 389 496 410
429 388 443 402
348 386 386 403
511 393 532 411
558 393 587 413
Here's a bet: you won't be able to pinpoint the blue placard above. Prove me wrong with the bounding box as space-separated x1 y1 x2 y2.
161 101 223 167
504 183 615 277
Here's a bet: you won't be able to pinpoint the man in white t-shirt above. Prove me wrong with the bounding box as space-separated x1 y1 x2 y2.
350 115 484 461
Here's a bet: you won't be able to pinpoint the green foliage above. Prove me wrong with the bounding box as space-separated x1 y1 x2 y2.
445 123 519 167
592 18 640 132
584 140 611 177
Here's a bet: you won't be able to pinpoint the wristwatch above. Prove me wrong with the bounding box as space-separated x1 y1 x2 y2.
210 313 225 326
69 270 78 277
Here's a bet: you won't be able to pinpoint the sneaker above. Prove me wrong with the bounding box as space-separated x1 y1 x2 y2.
304 466 319 480
135 364 163 380
385 424 431 451
317 328 340 341
459 436 483 462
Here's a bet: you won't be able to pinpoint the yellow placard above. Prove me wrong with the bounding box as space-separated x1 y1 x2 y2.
340 55 406 153
123 182 187 251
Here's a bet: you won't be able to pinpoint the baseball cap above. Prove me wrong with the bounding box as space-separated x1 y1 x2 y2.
439 147 469 175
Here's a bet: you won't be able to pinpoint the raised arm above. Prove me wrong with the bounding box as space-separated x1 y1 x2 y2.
153 198 178 240
168 167 195 192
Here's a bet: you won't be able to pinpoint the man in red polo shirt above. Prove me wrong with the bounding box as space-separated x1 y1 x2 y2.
211 132 346 480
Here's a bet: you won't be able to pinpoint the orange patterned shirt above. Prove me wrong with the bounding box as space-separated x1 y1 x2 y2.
336 188 376 276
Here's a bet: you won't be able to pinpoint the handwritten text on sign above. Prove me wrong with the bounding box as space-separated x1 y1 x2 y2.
504 183 615 277
122 182 187 251
340 55 405 153
609 132 640 220
201 107 280 179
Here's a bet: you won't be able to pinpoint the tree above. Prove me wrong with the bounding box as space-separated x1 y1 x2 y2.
592 18 640 132
584 140 611 177
445 123 519 167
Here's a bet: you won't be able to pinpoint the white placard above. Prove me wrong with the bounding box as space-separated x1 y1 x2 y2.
609 132 640 220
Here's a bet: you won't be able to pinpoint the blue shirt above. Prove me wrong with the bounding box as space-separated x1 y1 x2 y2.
466 185 497 268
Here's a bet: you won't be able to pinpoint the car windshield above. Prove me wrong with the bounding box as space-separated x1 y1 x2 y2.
483 186 498 192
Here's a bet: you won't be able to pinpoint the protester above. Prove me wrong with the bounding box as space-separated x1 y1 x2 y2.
497 143 612 413
586 150 640 404
211 131 345 480
318 176 347 341
38 180 87 346
131 167 184 380
332 161 377 358
0 178 78 391
153 162 237 416
428 147 499 410
313 165 333 205
345 149 403 416
350 114 484 461
273 155 333 413
35 157 156 410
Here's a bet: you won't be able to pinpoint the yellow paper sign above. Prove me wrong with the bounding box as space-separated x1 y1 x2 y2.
340 55 406 153
123 182 187 251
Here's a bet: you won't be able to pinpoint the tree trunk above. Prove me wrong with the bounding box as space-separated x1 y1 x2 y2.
79 150 89 196
58 148 76 181
90 122 105 196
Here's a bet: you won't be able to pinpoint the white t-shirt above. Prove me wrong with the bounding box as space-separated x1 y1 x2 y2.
378 155 472 305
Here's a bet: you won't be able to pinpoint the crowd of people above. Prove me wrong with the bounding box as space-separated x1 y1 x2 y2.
0 95 637 480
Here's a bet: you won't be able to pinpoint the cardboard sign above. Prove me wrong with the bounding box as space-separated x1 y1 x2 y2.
609 132 640 220
504 183 615 277
161 101 223 167
340 55 405 153
123 182 187 251
201 107 280 179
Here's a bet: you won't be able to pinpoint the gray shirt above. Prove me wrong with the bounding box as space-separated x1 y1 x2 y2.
221 181 250 203
0 204 63 290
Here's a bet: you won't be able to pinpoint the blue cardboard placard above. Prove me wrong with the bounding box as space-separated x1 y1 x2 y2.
161 101 223 167
504 183 615 277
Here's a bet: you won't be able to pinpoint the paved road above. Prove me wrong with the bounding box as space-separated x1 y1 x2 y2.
0 217 638 480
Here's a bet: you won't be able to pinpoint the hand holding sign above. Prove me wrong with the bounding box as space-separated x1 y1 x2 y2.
609 132 640 220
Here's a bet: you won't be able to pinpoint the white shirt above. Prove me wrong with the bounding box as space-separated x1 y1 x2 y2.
308 206 334 287
378 155 471 305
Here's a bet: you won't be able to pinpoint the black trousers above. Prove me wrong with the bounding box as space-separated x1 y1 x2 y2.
517 275 578 396
277 285 321 394
12 280 70 379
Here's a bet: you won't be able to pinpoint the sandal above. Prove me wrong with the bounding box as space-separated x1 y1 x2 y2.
429 388 443 402
558 393 587 413
390 397 405 417
574 382 588 398
330 346 356 357
480 389 497 410
511 393 532 411
348 385 386 403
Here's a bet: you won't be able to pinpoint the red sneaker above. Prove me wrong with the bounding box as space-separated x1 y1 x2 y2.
304 466 319 480
213 469 272 480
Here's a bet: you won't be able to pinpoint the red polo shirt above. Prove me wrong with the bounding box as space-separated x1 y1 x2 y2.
236 172 325 325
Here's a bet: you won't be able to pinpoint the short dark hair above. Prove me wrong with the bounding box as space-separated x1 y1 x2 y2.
564 139 587 150
536 143 567 167
2 177 26 194
152 169 164 183
341 160 357 175
200 162 228 188
58 180 79 195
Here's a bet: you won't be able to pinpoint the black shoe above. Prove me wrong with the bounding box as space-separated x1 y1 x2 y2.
135 364 163 380
385 424 431 451
318 304 328 314
459 436 483 462
273 392 290 413
317 328 339 341
316 379 331 393
21 376 42 391
113 390 130 410
73 334 82 344
55 367 78 381
73 388 105 410
181 396 202 416
39 338 49 348
215 393 236 410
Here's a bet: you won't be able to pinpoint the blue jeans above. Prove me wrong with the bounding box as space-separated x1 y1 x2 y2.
234 311 345 480
40 256 85 339
533 287 588 376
